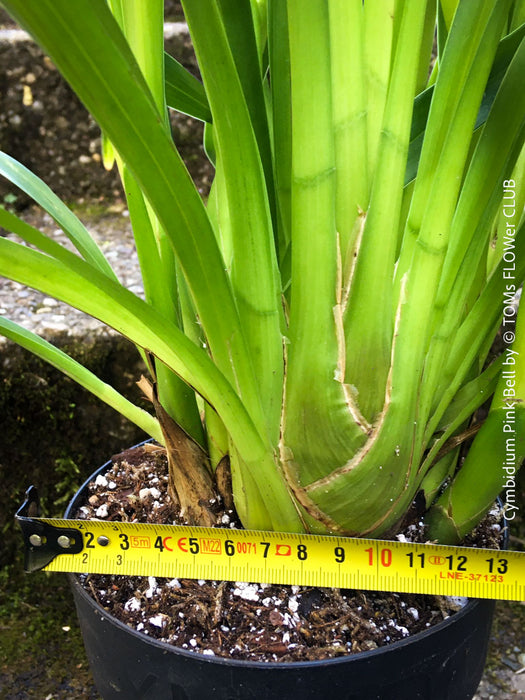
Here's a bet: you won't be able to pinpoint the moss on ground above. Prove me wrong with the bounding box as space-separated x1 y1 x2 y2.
0 558 99 699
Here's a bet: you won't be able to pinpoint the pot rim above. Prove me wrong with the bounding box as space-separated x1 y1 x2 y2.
65 440 505 670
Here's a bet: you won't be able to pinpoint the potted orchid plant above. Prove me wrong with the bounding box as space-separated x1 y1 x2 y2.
1 0 524 697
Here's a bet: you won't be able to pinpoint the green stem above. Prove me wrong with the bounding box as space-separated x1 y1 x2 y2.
425 295 525 541
343 0 428 421
183 0 284 442
363 0 395 178
328 0 369 259
283 0 366 487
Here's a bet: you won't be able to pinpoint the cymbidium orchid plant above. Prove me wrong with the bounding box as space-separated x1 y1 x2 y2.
0 0 524 544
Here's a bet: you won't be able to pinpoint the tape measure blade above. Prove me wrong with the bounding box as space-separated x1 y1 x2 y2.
24 518 524 602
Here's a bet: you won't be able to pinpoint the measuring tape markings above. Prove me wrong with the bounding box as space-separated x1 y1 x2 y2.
19 516 525 601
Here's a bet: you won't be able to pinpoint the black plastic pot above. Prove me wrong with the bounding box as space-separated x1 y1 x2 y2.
66 453 498 700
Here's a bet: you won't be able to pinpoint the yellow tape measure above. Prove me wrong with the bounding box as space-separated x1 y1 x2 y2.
17 488 524 601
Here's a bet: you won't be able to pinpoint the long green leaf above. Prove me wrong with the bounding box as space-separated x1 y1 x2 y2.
421 357 503 472
439 84 525 307
406 22 525 185
216 0 277 227
343 0 428 420
117 0 167 121
363 0 395 178
107 0 205 444
183 0 284 439
0 236 262 457
329 0 369 259
0 316 163 443
0 206 84 265
427 224 525 442
283 0 367 485
392 0 508 432
417 36 525 431
268 0 292 259
0 152 117 280
119 163 205 443
164 52 212 122
425 404 525 542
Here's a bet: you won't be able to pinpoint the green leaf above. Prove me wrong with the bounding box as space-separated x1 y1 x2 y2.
406 21 525 185
329 0 369 258
118 0 167 121
363 0 395 177
215 0 277 228
0 316 163 443
0 236 304 532
119 163 205 443
426 284 525 540
106 0 205 443
416 34 525 433
393 0 509 432
419 357 503 477
164 52 212 122
282 0 367 484
344 0 428 420
0 235 264 458
101 131 116 170
0 206 83 265
436 34 525 308
268 0 292 258
428 222 525 442
183 0 284 438
425 403 525 542
0 152 117 280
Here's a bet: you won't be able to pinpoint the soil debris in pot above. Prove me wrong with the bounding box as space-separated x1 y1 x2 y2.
74 445 502 663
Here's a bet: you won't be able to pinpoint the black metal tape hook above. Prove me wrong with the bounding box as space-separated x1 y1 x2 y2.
15 486 83 573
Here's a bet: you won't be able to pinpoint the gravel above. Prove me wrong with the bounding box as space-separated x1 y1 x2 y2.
0 204 142 339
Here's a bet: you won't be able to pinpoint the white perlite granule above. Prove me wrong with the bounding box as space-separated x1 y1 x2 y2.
233 582 260 602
